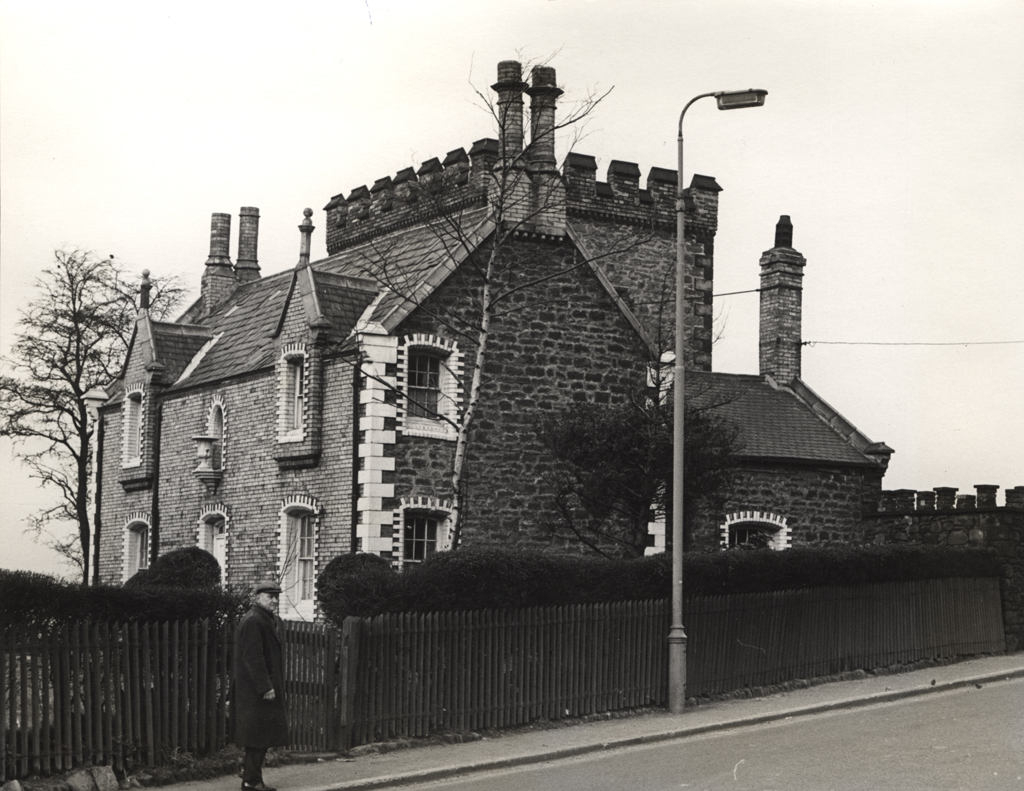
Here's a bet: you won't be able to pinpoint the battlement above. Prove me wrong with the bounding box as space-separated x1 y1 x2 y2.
323 59 721 256
875 484 1024 514
323 147 720 254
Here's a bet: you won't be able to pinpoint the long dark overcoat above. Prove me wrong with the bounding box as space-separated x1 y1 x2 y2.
233 604 289 748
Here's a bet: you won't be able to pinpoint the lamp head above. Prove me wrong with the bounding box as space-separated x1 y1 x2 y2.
715 89 768 110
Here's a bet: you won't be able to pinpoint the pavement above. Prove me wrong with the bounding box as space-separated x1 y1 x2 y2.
176 653 1024 791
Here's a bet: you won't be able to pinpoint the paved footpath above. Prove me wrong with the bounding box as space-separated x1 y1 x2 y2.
175 654 1024 791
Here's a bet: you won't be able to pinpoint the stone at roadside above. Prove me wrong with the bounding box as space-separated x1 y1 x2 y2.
90 767 118 791
65 770 97 791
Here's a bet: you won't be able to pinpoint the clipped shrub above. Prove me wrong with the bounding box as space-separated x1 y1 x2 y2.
317 552 401 623
317 543 1000 628
145 547 222 589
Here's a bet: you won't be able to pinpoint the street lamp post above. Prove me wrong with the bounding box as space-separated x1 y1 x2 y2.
669 88 767 714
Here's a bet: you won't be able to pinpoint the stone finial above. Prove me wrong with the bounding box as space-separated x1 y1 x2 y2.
297 208 314 269
139 269 151 310
774 215 793 248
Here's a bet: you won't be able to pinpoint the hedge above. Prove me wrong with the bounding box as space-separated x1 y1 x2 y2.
317 544 1001 629
1 567 247 630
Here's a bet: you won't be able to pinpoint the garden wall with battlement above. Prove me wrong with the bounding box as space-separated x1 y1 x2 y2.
858 483 1024 650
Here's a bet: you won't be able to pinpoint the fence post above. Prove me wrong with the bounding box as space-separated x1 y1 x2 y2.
337 618 361 751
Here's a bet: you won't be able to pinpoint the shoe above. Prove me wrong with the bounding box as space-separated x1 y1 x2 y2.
242 783 276 791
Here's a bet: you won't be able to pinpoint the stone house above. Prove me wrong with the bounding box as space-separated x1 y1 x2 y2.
92 60 893 618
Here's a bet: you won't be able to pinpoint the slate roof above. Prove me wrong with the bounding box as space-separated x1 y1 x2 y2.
316 207 494 332
171 271 293 389
690 372 879 467
164 267 376 391
149 322 214 382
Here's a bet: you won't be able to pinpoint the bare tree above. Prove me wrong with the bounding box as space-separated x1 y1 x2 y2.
0 250 185 581
341 59 661 550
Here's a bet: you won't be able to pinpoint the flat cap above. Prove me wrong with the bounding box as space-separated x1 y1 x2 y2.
254 581 282 595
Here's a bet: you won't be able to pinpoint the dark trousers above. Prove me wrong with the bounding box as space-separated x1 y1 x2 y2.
242 747 268 786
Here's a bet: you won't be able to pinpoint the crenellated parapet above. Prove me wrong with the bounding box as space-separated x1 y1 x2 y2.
875 484 1024 513
324 59 721 256
562 155 719 235
324 140 498 255
324 147 719 255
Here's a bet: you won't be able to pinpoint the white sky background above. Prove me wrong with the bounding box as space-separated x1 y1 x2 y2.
1 0 1021 576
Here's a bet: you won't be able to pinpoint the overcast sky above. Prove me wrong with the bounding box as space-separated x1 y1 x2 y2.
2 0 1022 576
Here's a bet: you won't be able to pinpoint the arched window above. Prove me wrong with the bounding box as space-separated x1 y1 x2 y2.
124 517 151 580
278 496 319 620
210 403 224 471
277 346 307 442
719 511 792 551
197 510 229 585
122 388 144 467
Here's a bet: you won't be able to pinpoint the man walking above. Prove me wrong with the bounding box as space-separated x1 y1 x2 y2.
234 581 289 791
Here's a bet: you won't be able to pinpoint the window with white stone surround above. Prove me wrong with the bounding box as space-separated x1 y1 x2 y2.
719 511 791 551
277 496 319 620
397 335 463 440
122 512 151 581
196 505 229 585
277 345 306 442
122 385 145 467
392 497 454 567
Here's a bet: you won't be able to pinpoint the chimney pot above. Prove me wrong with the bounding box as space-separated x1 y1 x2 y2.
205 213 232 267
236 206 261 283
526 65 562 174
491 60 528 165
775 215 793 248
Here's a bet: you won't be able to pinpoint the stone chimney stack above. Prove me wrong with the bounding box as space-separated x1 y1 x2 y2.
759 215 807 384
202 212 236 316
492 61 528 166
526 65 562 176
235 206 261 283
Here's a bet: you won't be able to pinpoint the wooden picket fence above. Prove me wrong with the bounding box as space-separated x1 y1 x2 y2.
1 619 339 781
2 576 1006 777
1 620 233 781
336 576 1005 747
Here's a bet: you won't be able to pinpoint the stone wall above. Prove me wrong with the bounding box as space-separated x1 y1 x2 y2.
394 234 651 551
858 484 1024 650
694 462 885 550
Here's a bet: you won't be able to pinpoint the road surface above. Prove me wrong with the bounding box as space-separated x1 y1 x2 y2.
402 678 1024 790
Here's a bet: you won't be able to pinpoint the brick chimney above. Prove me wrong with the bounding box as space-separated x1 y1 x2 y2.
491 61 527 166
526 66 561 176
202 212 236 316
759 215 806 384
525 65 565 234
235 207 260 283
